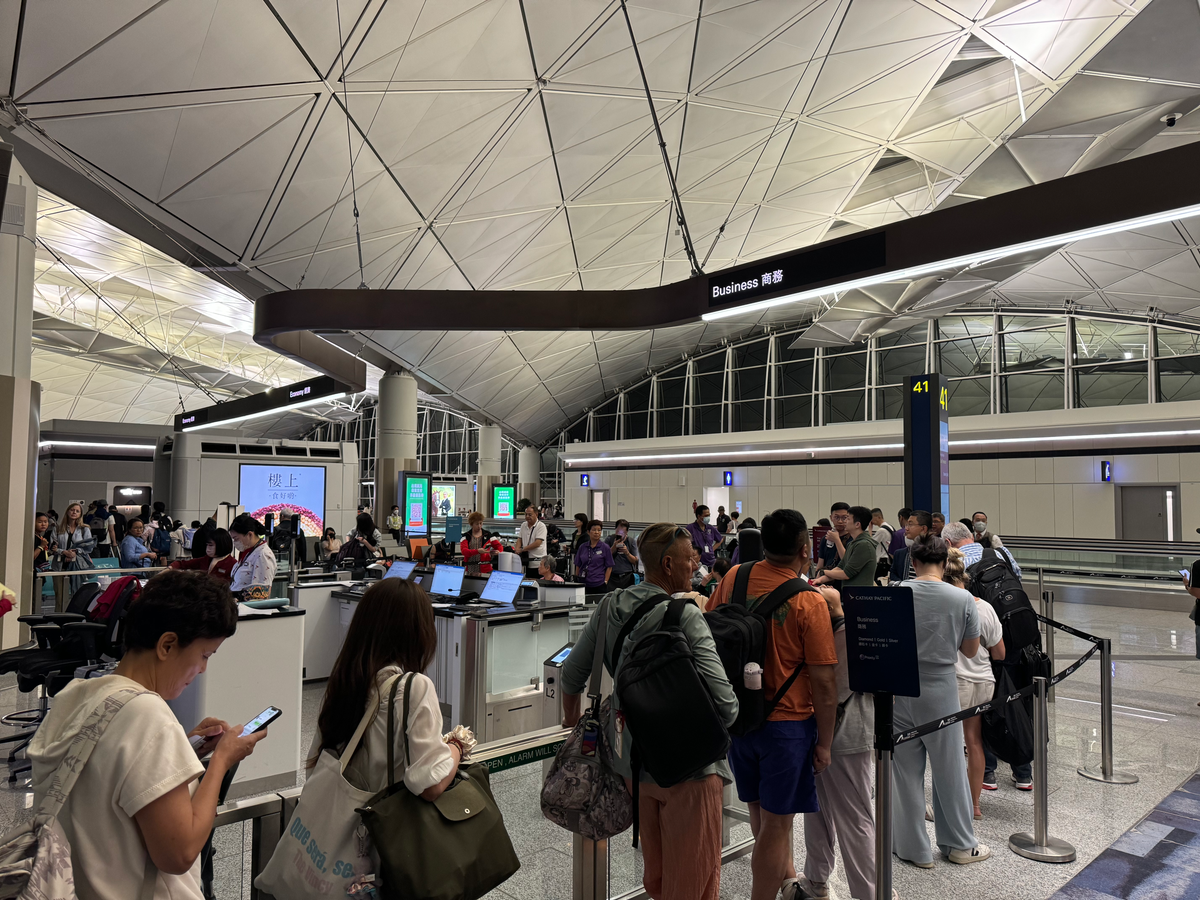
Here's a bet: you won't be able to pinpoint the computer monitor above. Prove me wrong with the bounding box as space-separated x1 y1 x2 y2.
480 569 525 604
429 565 465 598
385 560 417 580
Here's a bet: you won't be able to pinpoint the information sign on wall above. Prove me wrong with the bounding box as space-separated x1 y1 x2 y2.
903 372 950 520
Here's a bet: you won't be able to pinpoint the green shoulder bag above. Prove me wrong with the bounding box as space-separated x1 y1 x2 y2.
356 672 520 900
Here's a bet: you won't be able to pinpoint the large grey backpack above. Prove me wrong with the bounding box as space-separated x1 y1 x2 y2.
540 597 633 841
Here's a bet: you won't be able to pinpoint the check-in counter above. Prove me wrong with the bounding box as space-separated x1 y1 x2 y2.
330 588 578 740
291 579 352 681
167 605 305 799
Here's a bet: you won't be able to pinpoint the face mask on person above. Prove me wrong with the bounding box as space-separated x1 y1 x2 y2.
973 520 987 534
702 516 710 525
905 536 914 547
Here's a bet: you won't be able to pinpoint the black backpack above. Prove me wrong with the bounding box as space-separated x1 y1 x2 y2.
703 561 808 736
967 549 1040 654
614 593 731 846
981 663 1034 766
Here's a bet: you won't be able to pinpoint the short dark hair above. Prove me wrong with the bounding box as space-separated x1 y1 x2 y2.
191 520 201 528
870 508 882 516
128 518 144 529
586 518 603 531
730 511 740 519
910 534 949 565
124 569 237 650
972 511 988 519
209 528 234 557
932 512 946 523
713 558 731 578
762 509 808 559
229 514 266 537
695 505 710 517
740 517 757 529
817 518 831 527
959 518 973 529
153 501 165 513
614 518 630 530
898 507 913 519
848 505 872 531
830 502 850 513
908 509 933 529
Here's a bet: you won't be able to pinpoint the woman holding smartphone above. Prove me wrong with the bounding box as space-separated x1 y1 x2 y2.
30 570 264 900
52 501 96 596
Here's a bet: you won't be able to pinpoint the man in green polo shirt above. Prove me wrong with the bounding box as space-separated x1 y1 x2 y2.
812 505 877 588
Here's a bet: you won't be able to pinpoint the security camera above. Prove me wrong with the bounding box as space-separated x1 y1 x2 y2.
1161 113 1182 127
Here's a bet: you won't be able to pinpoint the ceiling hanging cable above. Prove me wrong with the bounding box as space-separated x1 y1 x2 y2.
36 235 220 404
619 0 702 277
336 0 368 290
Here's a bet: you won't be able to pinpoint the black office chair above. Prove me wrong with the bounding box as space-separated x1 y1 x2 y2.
737 528 764 564
0 582 100 730
7 581 138 783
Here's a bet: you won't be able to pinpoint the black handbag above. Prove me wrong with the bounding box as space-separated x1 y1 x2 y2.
357 673 520 900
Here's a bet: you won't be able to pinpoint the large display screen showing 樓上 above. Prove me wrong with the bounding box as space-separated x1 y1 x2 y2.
239 464 326 536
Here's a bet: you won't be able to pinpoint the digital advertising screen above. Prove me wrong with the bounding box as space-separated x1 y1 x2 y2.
402 474 432 538
493 484 516 520
432 484 456 519
239 465 326 536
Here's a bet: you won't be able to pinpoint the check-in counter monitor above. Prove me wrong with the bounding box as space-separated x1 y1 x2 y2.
542 643 573 728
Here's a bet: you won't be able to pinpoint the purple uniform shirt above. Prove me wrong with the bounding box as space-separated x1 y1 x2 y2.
574 540 614 587
686 521 722 567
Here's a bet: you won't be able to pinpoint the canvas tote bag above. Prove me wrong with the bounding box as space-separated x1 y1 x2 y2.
0 685 155 900
255 674 401 898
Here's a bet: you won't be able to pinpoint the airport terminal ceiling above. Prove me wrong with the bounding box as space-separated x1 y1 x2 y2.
5 0 1200 443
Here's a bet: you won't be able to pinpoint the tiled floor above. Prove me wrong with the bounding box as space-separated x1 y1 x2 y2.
0 601 1197 899
1049 773 1200 899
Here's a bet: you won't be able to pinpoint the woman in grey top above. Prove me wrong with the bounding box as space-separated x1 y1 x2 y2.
893 534 986 868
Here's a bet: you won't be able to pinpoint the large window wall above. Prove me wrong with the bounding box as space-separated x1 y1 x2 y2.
548 311 1200 449
308 402 519 508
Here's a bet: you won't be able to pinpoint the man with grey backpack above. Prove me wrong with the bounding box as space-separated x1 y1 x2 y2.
557 523 738 900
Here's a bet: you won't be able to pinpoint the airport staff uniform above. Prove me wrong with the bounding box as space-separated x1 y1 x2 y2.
892 578 980 866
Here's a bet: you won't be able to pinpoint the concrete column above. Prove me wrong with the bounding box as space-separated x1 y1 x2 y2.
0 152 40 648
476 424 502 517
518 445 540 509
376 370 418 512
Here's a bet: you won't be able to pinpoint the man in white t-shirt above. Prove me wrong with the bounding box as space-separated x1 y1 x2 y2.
514 505 547 576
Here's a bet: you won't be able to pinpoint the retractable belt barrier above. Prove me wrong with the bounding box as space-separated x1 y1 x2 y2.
892 614 1102 747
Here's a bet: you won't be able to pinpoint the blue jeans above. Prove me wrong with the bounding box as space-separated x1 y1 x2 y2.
984 745 1031 782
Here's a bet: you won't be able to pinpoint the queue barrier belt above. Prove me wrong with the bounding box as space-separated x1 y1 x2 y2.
891 614 1103 747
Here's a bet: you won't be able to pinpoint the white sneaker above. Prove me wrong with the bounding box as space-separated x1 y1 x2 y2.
781 877 829 900
947 844 991 865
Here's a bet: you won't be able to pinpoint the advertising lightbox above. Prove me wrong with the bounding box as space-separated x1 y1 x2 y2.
239 465 326 536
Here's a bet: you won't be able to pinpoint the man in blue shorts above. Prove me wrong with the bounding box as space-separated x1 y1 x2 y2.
707 509 839 900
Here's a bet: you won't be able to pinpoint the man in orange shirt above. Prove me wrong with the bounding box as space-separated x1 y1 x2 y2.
707 509 839 900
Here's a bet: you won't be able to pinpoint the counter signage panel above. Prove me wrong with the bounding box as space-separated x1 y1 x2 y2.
843 586 919 697
903 373 949 520
432 483 456 519
238 464 326 537
405 477 428 530
493 485 516 520
400 473 432 541
706 232 886 309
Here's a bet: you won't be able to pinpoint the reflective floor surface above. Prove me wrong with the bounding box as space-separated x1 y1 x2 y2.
0 601 1193 899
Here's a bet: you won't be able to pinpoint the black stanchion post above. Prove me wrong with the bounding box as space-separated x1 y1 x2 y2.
874 692 894 900
1009 676 1075 862
1078 637 1138 784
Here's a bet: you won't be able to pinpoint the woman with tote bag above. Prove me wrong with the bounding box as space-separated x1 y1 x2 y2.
256 578 517 899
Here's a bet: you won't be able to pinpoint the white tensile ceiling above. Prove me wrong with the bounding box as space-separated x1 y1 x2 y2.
6 0 1200 442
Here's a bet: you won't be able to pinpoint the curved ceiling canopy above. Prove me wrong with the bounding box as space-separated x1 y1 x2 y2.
7 0 1200 442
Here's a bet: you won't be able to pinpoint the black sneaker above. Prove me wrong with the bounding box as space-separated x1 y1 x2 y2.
981 774 998 791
